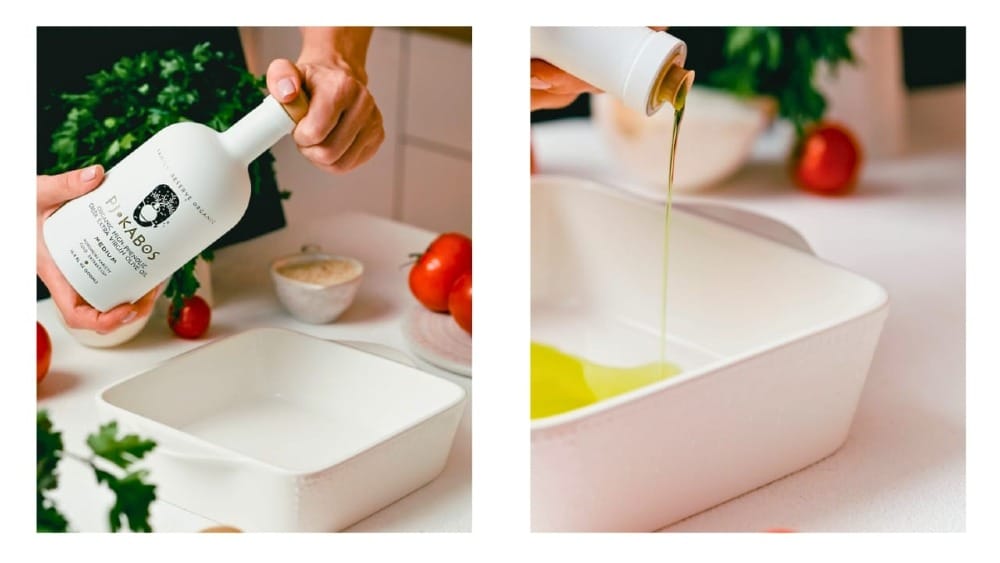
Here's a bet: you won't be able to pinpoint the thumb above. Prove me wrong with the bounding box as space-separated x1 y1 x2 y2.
37 165 104 210
266 58 303 104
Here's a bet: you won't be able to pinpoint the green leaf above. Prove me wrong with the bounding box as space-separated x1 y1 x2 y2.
39 411 159 533
119 132 138 150
37 411 69 532
764 29 782 70
164 257 201 319
191 41 212 63
160 58 181 78
86 421 156 469
37 494 69 533
725 27 756 58
708 27 855 138
104 138 121 160
37 411 63 492
95 468 156 533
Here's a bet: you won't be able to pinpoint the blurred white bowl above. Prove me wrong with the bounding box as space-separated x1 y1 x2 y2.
592 86 772 193
60 308 152 348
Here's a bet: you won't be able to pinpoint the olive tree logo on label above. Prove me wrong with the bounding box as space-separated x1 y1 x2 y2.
133 184 180 228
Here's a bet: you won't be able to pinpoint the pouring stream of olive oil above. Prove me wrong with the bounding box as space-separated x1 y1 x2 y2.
531 66 694 421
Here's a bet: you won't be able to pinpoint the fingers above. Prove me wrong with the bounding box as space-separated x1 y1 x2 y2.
131 284 162 319
86 283 161 332
92 302 144 333
532 91 588 112
530 59 603 111
293 62 384 173
530 59 601 96
312 112 385 174
38 258 109 332
293 63 353 148
52 289 150 334
37 165 104 212
38 249 153 334
265 58 304 104
98 284 161 332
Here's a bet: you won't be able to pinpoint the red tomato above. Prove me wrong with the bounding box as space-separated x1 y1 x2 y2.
408 233 472 312
448 273 472 335
37 322 51 383
792 122 862 195
168 296 212 339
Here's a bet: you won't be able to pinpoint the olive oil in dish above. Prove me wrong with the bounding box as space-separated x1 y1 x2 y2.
530 342 682 420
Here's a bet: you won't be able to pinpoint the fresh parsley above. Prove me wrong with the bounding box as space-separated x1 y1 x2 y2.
705 27 855 136
37 410 158 533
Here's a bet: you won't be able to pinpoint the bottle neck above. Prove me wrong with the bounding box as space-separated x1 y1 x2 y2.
219 95 295 166
651 59 695 114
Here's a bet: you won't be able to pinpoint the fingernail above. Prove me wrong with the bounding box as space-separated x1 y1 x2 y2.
121 311 137 325
80 165 99 182
531 77 552 90
277 78 296 99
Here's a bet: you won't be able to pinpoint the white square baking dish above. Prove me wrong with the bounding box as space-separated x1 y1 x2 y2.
531 176 889 532
96 327 466 532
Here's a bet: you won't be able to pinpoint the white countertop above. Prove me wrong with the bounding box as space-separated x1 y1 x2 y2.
531 86 965 532
37 212 471 533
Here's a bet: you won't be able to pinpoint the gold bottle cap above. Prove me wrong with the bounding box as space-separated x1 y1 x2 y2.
279 88 310 124
655 64 696 112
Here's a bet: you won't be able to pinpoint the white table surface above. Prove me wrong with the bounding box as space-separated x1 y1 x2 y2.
531 87 965 532
37 212 471 533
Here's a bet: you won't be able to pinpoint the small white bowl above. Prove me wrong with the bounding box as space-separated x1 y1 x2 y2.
270 246 364 324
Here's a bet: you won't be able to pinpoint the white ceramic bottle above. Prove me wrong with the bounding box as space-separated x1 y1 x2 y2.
531 27 694 116
43 94 307 312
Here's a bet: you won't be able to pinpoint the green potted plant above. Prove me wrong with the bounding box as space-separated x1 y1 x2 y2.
43 42 290 341
703 27 855 135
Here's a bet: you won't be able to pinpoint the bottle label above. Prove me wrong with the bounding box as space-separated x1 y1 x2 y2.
132 184 180 227
43 125 244 311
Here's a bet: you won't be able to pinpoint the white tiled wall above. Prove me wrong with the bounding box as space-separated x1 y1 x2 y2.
400 145 473 234
404 33 473 152
240 27 472 236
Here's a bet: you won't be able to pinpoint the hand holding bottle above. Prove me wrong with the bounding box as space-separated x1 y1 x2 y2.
265 28 384 174
530 59 602 111
530 27 671 112
37 166 159 332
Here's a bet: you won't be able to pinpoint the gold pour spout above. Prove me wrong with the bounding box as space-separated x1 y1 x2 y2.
654 64 696 113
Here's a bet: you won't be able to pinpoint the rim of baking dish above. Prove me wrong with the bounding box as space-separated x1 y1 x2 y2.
95 327 467 476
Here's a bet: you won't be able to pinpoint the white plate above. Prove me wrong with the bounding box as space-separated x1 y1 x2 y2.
403 307 472 377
